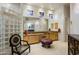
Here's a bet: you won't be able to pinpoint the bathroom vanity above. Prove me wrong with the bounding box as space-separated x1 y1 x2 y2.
24 31 58 44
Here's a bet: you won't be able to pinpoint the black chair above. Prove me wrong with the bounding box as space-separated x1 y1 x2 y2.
9 34 30 55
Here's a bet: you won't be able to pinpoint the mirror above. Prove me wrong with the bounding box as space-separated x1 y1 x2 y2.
23 17 48 35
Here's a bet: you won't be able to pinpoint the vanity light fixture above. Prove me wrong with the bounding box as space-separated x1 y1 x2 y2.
38 8 45 17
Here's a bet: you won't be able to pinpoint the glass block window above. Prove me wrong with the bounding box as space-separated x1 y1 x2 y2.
0 3 23 55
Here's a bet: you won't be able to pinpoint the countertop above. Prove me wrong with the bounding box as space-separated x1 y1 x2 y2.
28 31 58 33
68 34 79 41
24 31 58 36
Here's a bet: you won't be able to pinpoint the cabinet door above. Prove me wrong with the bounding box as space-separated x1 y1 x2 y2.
24 35 40 44
54 32 58 40
50 32 58 41
43 33 49 38
28 35 40 44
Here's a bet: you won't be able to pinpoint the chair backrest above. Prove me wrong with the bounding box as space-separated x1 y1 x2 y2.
9 34 21 47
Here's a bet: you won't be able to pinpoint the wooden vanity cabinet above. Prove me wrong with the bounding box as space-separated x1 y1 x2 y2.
24 31 58 44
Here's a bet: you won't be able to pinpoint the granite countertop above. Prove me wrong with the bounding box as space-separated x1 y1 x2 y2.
28 31 58 33
69 34 79 41
28 33 42 36
27 31 58 35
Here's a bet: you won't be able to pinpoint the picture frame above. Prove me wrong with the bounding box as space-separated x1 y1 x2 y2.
49 14 53 19
39 12 44 17
27 9 34 16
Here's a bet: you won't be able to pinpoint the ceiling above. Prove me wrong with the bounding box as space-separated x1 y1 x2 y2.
25 3 69 10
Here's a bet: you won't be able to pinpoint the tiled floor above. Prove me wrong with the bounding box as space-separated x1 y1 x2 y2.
0 41 68 55
29 41 68 55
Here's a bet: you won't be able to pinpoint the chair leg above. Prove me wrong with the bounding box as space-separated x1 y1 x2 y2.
11 47 14 55
11 51 13 55
29 46 30 53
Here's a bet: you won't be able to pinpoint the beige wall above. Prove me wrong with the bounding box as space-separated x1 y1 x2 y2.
54 5 65 41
